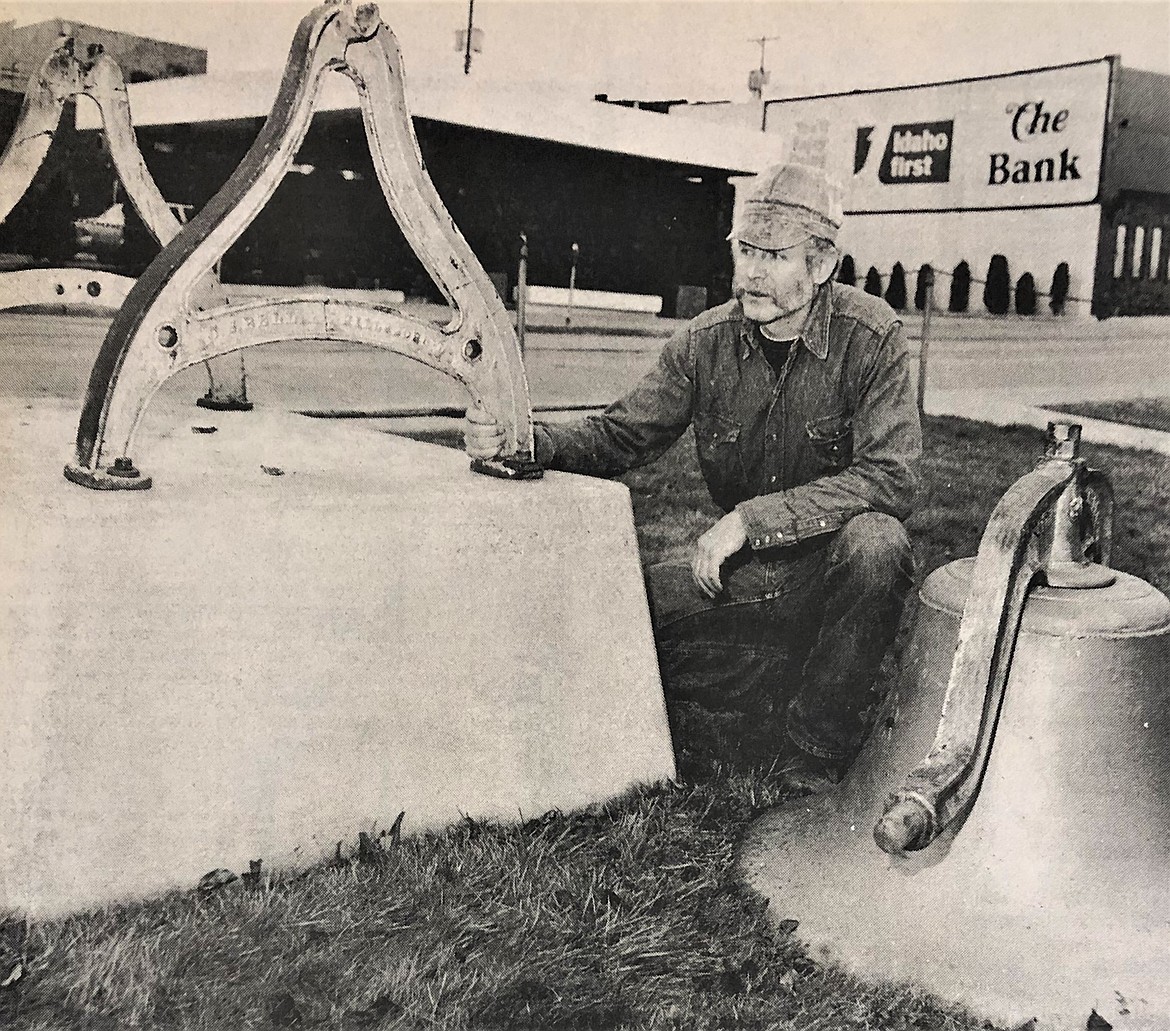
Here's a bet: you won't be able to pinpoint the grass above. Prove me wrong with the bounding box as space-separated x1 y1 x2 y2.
3 416 1169 1030
1047 397 1170 435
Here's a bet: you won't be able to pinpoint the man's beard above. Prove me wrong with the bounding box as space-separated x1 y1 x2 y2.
734 278 815 320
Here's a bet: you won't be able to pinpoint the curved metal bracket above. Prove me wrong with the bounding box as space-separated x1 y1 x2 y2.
0 41 80 220
874 423 1115 855
0 35 248 408
64 0 535 490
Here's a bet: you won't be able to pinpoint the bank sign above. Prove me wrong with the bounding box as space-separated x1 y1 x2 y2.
767 59 1111 212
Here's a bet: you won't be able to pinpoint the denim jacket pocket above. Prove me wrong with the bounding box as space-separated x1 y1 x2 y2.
805 412 853 471
695 411 740 452
693 411 743 505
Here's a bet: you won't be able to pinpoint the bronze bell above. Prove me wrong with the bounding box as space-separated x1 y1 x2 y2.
743 424 1170 1030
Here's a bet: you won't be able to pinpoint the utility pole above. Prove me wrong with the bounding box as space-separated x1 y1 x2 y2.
464 0 475 75
747 35 779 101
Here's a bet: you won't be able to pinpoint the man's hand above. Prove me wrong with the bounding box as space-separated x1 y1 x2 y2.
692 510 748 598
464 405 504 460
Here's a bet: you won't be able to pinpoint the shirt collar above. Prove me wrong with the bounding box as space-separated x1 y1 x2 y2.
738 282 832 361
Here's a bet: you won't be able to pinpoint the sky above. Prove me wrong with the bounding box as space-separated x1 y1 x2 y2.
0 0 1168 101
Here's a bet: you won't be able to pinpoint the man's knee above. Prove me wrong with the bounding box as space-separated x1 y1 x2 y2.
827 512 914 595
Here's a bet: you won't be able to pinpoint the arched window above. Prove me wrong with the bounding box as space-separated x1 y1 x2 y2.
1150 226 1164 281
1132 225 1145 278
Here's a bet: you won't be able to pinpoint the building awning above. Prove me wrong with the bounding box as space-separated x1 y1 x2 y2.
76 69 780 175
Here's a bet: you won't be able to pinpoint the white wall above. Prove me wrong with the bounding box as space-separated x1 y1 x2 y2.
838 205 1102 315
671 100 764 133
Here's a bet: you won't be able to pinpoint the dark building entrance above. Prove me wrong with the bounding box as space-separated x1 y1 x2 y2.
108 110 738 315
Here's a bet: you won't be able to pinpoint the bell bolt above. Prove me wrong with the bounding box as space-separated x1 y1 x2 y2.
874 796 934 854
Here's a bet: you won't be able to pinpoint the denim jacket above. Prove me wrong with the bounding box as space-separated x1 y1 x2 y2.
534 282 922 552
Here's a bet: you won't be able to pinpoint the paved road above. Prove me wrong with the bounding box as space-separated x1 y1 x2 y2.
3 309 1170 423
0 312 659 414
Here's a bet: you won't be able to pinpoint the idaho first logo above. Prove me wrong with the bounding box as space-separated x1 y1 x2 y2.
856 121 954 184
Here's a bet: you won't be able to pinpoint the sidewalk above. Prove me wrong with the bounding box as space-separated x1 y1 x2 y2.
927 392 1170 458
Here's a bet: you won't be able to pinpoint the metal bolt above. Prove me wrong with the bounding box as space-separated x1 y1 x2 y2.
108 457 140 479
1045 421 1082 461
157 324 179 349
463 338 482 362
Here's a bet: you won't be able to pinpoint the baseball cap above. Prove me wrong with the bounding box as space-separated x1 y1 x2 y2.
730 162 844 250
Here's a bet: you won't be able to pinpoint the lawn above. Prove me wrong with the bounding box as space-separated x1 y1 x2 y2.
3 415 1168 1030
1048 397 1170 435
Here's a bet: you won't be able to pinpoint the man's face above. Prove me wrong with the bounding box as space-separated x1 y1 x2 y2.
732 238 821 328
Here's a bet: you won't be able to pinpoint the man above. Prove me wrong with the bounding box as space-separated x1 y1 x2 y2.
466 163 921 793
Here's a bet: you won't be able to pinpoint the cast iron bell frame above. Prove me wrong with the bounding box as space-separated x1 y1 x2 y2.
0 34 249 409
63 0 538 490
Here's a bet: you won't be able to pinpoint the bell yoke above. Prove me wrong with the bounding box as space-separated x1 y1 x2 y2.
63 0 538 491
0 33 249 409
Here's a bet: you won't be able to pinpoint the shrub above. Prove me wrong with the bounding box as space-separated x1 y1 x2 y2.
1050 262 1070 315
837 253 856 287
864 266 882 297
914 264 934 311
1015 273 1037 316
885 262 907 310
949 261 971 312
984 254 1011 315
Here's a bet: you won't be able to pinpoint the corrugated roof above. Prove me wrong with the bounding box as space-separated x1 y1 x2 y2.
75 69 780 174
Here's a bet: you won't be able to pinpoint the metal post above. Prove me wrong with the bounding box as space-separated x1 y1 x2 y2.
566 241 578 327
917 266 934 418
463 0 474 75
517 231 528 357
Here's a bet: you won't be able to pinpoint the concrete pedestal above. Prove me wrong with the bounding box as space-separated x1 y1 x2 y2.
1 399 674 917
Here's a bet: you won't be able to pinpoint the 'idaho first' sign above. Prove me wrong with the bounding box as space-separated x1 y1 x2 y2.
766 58 1111 213
878 121 954 183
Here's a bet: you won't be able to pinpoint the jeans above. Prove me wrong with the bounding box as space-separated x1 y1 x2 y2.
647 512 914 762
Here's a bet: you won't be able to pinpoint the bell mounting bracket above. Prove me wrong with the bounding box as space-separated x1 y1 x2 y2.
63 0 537 490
